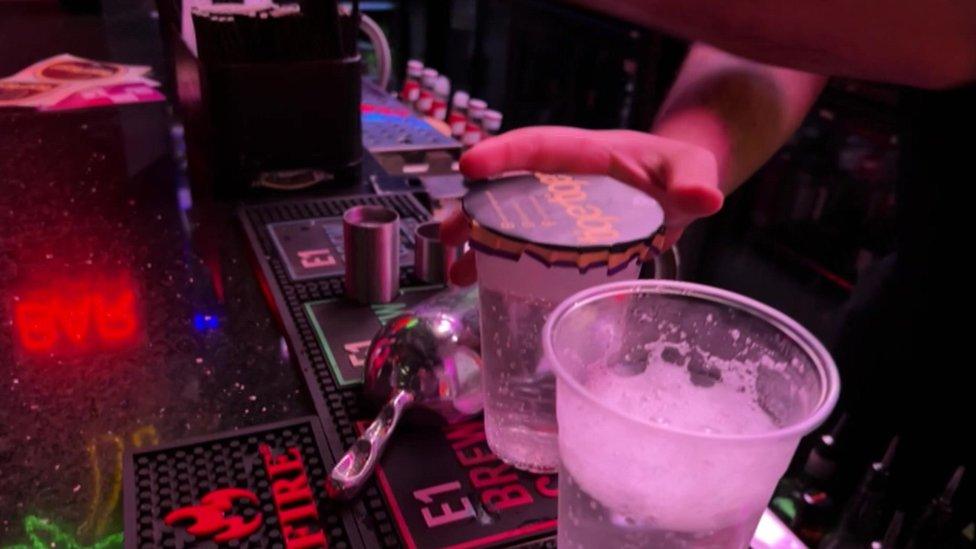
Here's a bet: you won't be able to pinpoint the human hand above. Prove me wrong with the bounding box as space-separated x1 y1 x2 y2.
441 126 723 285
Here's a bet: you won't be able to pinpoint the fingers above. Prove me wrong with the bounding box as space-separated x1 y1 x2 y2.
439 210 470 247
449 250 477 286
667 185 724 220
451 126 725 277
459 127 617 180
663 147 724 218
657 226 685 252
607 147 721 229
460 127 723 222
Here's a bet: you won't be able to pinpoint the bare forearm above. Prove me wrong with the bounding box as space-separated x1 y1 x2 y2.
569 0 976 89
652 44 825 194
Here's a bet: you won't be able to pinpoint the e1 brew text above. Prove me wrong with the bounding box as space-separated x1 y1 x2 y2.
410 421 557 528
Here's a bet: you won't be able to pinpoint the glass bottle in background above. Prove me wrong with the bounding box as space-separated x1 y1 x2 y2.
463 98 487 148
870 511 905 549
904 466 967 548
820 436 899 548
481 109 503 138
400 59 423 104
448 90 470 139
416 67 438 115
431 76 451 121
772 415 848 545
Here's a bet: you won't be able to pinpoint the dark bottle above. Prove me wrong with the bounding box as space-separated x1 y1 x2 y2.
771 415 847 545
870 510 905 549
820 436 899 549
905 466 966 548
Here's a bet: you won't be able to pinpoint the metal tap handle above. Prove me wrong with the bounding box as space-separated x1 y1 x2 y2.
652 247 681 280
327 389 415 500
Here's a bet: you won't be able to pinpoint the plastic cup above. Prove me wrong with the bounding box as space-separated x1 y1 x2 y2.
476 250 641 473
463 172 665 473
543 280 840 548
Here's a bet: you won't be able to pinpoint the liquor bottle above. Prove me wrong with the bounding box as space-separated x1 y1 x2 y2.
819 436 899 549
904 466 966 548
869 510 905 549
771 415 847 545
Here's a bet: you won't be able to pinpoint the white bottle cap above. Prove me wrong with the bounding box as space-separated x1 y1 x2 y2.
421 68 439 88
482 109 503 132
467 98 487 118
407 59 424 77
452 90 470 109
462 128 482 146
434 75 451 98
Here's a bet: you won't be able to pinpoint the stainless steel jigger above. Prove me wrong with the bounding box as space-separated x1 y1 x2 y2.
326 286 482 500
343 205 400 303
414 221 463 284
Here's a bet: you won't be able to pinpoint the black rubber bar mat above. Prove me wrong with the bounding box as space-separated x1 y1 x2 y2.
238 194 557 548
238 193 429 458
122 416 375 548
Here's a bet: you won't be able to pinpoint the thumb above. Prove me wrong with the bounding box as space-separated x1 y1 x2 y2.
660 146 724 219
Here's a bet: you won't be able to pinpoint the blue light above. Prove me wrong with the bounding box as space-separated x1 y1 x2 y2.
192 313 220 331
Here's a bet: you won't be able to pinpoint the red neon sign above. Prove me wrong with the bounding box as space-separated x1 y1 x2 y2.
12 274 140 354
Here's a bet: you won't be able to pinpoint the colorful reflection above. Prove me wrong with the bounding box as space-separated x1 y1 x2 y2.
4 516 122 549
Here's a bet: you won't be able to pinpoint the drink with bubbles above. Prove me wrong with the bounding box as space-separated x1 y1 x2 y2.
463 173 664 472
544 281 840 548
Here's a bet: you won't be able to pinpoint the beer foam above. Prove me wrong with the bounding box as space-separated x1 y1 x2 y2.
558 341 793 532
584 342 775 436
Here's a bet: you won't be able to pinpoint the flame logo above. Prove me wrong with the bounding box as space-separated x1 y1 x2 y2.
164 488 262 542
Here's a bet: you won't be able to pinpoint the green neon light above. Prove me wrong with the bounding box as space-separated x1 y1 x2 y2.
371 301 408 325
304 299 356 387
770 497 797 521
3 515 122 549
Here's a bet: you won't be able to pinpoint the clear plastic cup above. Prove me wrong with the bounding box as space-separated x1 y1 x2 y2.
543 280 840 548
476 250 642 473
463 172 665 473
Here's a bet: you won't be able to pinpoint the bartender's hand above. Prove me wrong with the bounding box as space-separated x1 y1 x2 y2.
440 126 724 286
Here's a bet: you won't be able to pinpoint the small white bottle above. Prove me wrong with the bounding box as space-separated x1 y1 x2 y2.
431 76 451 120
482 109 503 137
448 90 470 139
400 59 424 103
416 68 439 115
463 98 488 147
